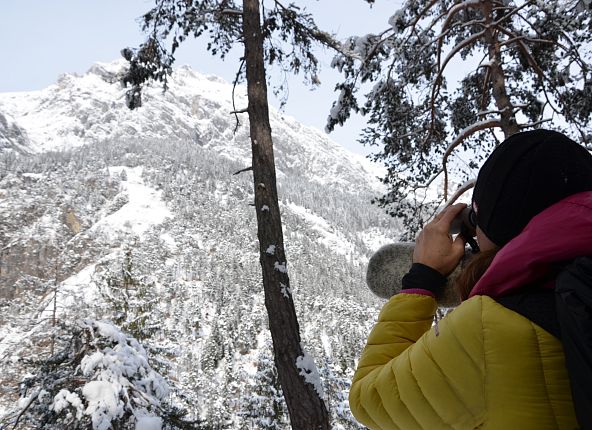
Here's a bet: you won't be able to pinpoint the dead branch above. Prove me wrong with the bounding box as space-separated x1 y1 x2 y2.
233 166 253 175
12 392 39 429
231 59 246 134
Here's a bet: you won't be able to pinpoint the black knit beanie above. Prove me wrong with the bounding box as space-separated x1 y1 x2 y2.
472 129 592 247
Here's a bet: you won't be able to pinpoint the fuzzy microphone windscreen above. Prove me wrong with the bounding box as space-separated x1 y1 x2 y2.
366 243 461 308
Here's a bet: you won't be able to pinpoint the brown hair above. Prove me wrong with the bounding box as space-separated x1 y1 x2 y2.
454 248 499 301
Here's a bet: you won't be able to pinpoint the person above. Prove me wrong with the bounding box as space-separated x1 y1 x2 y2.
349 129 592 429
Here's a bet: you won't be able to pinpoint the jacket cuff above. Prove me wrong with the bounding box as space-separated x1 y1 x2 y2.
402 263 447 296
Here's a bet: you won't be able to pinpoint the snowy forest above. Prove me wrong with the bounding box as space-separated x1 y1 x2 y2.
1 0 592 428
0 61 398 428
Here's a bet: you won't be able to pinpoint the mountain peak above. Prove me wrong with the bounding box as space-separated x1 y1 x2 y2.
0 60 384 192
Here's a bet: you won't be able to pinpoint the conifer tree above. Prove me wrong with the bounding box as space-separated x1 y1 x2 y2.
120 1 345 427
98 249 159 342
328 0 592 235
8 320 195 430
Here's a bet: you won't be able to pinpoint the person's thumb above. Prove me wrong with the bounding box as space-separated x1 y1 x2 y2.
452 234 466 258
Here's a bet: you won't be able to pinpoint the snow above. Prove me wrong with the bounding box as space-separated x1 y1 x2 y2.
358 229 397 257
0 59 386 194
320 331 333 357
136 415 163 430
274 261 287 273
388 8 405 29
160 232 177 250
265 244 276 255
90 166 172 240
93 320 130 345
328 88 346 121
286 201 355 256
82 381 123 430
65 321 171 429
36 263 99 324
352 34 378 57
280 282 291 298
0 58 398 428
21 172 43 180
52 389 84 420
17 394 34 410
296 345 325 398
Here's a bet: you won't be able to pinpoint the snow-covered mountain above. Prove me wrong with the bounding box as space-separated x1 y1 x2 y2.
0 60 383 192
0 61 400 428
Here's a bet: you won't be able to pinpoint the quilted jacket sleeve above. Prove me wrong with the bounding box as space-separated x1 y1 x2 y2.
349 293 486 430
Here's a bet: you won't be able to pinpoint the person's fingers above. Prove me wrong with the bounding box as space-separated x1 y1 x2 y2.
436 203 467 228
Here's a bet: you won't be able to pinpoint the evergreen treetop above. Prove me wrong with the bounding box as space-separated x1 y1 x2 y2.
328 0 592 236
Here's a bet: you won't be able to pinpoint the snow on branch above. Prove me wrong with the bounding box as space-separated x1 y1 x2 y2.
441 0 482 38
14 320 176 429
439 30 486 82
518 118 553 129
443 119 502 160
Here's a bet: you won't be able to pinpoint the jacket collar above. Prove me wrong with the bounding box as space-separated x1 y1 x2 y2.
470 191 592 298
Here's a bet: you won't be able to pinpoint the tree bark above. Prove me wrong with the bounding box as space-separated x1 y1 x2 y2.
482 0 520 138
242 0 330 428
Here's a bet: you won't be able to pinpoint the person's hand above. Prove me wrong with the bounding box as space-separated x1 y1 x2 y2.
413 203 467 276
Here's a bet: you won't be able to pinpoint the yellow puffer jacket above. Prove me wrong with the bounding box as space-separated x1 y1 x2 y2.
349 293 577 429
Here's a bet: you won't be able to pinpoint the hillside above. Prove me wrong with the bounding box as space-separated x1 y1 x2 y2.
0 61 401 428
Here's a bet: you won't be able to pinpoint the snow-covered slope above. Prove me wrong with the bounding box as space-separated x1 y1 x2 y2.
0 61 400 428
0 60 383 191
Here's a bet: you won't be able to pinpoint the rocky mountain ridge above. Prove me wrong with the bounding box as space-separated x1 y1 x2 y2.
0 60 383 193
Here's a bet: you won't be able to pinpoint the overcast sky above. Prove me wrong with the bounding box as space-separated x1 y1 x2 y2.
0 0 403 155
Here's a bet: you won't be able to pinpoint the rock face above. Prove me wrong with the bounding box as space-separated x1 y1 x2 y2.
64 208 81 234
0 111 33 154
0 61 401 428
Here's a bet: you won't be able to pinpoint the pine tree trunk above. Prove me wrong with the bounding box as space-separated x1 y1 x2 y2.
242 0 330 428
482 0 520 138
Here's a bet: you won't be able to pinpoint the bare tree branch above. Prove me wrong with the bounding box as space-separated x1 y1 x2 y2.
444 179 477 207
233 166 253 175
231 59 246 134
443 118 502 200
425 29 487 148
